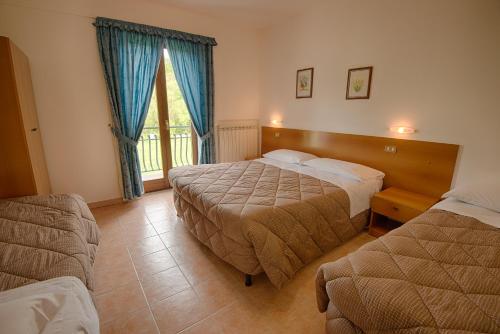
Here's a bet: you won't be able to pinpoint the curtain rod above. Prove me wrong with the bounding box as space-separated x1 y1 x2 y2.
95 17 217 46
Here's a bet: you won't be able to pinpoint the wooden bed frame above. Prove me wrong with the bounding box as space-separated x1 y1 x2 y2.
261 126 459 198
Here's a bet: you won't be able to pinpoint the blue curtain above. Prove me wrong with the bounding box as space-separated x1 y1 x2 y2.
96 20 163 200
165 39 215 164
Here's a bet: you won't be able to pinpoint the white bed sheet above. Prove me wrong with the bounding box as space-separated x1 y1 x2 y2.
0 276 99 334
255 158 383 218
432 197 500 229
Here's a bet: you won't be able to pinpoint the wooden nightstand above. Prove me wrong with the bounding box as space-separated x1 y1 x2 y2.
368 187 439 237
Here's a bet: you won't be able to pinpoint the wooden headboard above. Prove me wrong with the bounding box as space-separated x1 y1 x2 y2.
261 126 459 198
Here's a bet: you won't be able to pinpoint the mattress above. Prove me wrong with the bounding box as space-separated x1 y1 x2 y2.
316 204 500 333
168 159 379 288
0 194 100 292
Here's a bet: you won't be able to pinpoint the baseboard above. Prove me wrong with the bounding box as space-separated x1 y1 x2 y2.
144 179 170 193
88 197 123 209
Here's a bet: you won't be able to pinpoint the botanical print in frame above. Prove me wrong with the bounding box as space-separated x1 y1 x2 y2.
346 66 373 99
296 68 314 98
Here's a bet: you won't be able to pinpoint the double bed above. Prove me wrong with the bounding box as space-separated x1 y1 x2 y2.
168 156 382 287
168 126 460 288
316 197 500 333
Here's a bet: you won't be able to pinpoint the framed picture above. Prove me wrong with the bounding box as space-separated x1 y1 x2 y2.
296 67 314 98
346 66 373 99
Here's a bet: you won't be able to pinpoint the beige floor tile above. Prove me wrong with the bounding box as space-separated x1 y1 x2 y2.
192 276 238 312
158 226 198 248
94 259 138 295
143 199 174 213
96 239 127 257
92 206 124 222
141 266 191 304
257 289 325 334
97 221 127 245
167 242 211 266
150 218 178 234
147 208 177 223
133 249 178 280
178 316 222 334
234 274 296 312
128 235 166 257
100 307 159 334
178 253 239 287
120 214 150 227
211 302 274 334
94 244 132 272
118 208 148 218
95 280 148 323
151 288 217 334
122 223 158 242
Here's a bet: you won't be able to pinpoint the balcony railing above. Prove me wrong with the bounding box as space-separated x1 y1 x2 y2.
138 125 193 174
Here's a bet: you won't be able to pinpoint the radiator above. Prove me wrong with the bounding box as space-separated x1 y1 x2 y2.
216 119 260 163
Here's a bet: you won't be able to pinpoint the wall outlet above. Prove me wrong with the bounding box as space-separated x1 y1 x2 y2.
384 145 397 153
274 132 280 138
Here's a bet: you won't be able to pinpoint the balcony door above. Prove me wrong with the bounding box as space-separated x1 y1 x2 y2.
139 49 198 192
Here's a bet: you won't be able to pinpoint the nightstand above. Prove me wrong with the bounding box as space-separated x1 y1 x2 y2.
368 187 439 237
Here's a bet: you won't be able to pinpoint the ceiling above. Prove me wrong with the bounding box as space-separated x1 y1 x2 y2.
154 0 316 29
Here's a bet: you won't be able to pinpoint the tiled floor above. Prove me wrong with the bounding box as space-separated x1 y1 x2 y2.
91 190 374 334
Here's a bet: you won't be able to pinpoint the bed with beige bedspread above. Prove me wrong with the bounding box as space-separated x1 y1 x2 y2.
168 160 369 288
316 209 500 333
0 194 100 292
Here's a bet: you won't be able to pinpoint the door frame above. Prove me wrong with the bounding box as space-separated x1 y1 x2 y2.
143 54 198 193
143 57 171 193
191 124 199 165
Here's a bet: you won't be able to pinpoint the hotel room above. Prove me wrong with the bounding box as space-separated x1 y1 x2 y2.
0 0 499 333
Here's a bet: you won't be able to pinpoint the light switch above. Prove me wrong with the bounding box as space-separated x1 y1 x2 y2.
274 132 280 138
384 145 397 153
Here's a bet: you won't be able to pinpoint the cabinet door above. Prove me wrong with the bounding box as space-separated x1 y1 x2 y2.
10 40 51 195
0 37 35 198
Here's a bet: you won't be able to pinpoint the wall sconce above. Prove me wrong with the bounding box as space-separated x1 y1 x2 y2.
271 119 283 126
390 126 415 134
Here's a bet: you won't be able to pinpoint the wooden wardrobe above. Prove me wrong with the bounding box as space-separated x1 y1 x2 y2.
0 36 51 198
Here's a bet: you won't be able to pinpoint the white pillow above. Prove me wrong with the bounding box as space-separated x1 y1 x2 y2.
262 149 317 164
303 158 385 181
443 180 500 213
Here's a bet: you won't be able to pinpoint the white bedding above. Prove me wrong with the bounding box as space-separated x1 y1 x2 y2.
255 158 383 218
432 197 500 229
0 276 99 334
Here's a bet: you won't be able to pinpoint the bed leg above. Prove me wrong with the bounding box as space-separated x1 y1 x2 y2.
244 274 252 287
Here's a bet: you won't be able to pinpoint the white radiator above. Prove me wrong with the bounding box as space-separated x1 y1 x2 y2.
216 119 260 163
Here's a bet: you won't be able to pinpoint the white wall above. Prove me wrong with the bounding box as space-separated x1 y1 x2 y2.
1 0 498 202
259 0 500 186
0 0 260 202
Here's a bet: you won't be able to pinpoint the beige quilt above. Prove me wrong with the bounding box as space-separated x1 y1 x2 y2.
316 209 500 333
0 194 100 292
168 160 368 288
